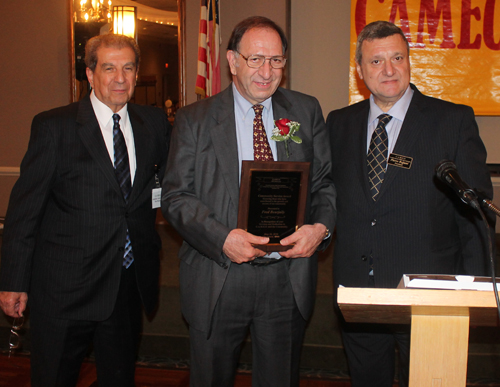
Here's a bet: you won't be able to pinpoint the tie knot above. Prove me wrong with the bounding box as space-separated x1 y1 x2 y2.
377 114 392 127
252 104 264 117
113 113 121 125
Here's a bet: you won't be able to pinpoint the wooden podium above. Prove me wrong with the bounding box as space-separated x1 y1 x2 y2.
337 287 499 386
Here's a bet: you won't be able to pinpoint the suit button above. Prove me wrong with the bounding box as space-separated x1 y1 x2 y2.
220 263 228 269
371 219 377 226
118 247 124 252
125 212 129 218
361 255 367 261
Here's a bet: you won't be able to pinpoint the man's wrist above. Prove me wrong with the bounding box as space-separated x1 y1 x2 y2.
314 223 330 240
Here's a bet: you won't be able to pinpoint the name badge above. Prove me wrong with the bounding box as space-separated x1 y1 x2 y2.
152 188 162 209
388 153 413 169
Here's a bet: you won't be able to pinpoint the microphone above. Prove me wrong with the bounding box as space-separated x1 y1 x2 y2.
435 160 479 209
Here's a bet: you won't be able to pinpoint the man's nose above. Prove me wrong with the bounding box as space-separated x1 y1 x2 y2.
115 69 125 82
258 59 273 78
383 61 395 76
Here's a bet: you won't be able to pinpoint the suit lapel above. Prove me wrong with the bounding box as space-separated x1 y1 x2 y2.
76 96 123 198
209 87 240 207
353 103 374 203
127 105 151 206
271 89 294 161
391 86 427 157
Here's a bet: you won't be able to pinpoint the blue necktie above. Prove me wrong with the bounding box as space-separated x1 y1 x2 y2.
113 114 134 268
367 114 392 201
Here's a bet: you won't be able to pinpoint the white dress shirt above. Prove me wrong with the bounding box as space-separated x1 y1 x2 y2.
90 91 137 184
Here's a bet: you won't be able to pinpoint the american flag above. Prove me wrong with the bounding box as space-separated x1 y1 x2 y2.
195 0 221 98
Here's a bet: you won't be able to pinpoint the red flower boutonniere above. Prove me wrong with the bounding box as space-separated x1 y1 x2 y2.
271 118 302 157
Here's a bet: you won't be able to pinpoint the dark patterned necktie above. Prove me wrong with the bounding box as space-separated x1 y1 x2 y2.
112 114 134 268
367 114 392 201
252 104 274 161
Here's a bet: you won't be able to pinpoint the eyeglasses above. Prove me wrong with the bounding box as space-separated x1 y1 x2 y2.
235 51 287 69
8 316 24 358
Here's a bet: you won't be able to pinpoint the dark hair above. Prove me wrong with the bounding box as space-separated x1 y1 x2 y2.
227 16 288 54
355 21 409 64
85 34 140 72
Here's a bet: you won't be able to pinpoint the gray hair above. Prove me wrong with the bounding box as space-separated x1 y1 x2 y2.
85 34 140 72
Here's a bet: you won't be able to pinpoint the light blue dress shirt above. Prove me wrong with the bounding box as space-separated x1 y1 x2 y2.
366 85 414 155
232 83 281 258
233 83 277 180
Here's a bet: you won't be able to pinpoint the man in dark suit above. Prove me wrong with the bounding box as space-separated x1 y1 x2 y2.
327 21 493 387
0 34 170 386
162 16 336 387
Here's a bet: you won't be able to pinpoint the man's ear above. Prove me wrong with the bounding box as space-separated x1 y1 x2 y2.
227 50 238 76
356 62 364 80
86 67 94 88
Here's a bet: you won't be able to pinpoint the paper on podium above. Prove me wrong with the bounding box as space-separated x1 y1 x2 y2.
398 274 500 291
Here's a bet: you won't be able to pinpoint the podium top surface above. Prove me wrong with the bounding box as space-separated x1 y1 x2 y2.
338 287 499 326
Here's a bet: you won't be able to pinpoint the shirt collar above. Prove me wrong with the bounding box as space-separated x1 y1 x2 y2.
233 83 272 118
368 85 413 124
90 90 128 128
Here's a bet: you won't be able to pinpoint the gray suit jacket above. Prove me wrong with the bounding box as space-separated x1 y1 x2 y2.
162 85 336 333
327 84 493 290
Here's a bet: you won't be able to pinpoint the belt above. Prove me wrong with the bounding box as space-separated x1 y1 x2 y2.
247 257 284 266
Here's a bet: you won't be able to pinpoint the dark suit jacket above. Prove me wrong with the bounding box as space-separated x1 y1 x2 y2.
327 84 493 290
0 95 170 320
162 85 336 334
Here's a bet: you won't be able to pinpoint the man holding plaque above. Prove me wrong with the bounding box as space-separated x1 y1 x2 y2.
162 16 336 387
327 21 493 387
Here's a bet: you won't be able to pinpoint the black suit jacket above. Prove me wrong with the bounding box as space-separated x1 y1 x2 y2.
327 84 493 290
162 85 336 334
0 95 170 320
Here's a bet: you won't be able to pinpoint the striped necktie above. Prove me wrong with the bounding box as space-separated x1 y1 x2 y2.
367 114 392 201
113 113 134 268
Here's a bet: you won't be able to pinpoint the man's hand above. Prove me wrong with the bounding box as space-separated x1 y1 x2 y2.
223 229 269 264
279 223 328 259
0 291 28 318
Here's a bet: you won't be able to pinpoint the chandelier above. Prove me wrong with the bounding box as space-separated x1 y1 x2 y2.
78 0 112 23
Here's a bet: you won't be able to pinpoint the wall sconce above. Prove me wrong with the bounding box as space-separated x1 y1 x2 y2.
113 5 137 39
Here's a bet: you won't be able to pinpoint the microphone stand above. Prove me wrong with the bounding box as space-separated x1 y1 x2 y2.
468 190 500 322
435 159 500 320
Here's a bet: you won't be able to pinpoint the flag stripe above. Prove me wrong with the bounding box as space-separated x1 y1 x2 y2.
195 0 221 98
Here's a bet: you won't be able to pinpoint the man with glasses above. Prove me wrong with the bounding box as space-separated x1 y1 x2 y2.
162 16 336 387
